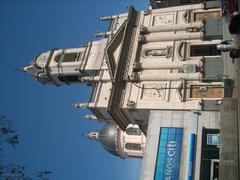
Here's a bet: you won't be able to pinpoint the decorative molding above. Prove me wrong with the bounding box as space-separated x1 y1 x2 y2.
127 100 136 110
141 83 168 101
140 26 149 34
138 35 146 43
177 41 187 61
182 64 198 73
182 9 191 23
176 80 185 102
152 14 174 26
133 62 142 72
131 72 140 82
143 9 151 15
142 46 173 58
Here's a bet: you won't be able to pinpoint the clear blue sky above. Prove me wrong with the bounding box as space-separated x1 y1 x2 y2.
0 0 148 179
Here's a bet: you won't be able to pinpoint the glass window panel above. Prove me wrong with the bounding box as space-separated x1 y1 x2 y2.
62 53 78 62
125 143 141 151
58 76 79 82
76 52 83 61
54 54 62 63
126 127 142 136
55 52 78 63
190 44 220 57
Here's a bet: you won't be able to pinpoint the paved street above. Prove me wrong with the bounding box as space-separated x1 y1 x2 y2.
220 1 240 178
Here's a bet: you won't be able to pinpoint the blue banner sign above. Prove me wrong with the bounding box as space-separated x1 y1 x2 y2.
187 133 196 180
154 128 183 180
207 134 220 145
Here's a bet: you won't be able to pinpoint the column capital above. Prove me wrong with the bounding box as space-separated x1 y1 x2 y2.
140 26 149 35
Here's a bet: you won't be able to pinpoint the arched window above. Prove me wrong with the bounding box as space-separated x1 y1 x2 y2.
55 52 79 63
126 127 142 136
125 143 142 151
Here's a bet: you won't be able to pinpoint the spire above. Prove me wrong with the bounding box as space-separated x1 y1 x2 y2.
94 31 115 38
99 16 112 21
73 103 88 109
87 131 99 140
23 65 41 77
14 67 25 72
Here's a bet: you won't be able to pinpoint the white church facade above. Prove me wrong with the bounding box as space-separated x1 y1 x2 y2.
24 2 227 180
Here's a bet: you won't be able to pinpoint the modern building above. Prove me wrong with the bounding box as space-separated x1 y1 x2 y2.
24 1 231 179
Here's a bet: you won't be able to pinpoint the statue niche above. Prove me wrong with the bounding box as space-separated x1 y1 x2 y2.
142 46 173 58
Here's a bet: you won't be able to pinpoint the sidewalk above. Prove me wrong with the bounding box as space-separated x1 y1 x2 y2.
220 3 240 179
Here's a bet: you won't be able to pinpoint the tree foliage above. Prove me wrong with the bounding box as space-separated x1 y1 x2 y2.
0 115 52 180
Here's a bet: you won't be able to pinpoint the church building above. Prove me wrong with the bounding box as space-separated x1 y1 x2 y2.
24 1 228 179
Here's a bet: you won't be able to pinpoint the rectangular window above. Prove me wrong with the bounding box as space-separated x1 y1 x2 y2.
154 128 183 180
55 52 79 63
76 52 83 62
190 44 220 57
181 0 191 4
58 75 79 83
194 11 220 21
190 85 222 98
62 53 78 62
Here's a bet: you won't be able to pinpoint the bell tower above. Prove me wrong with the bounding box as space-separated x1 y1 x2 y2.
24 39 108 86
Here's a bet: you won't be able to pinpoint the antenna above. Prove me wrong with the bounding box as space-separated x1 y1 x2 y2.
14 67 25 72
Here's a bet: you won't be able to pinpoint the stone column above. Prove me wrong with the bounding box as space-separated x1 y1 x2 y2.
139 72 202 81
146 21 203 33
144 32 203 42
141 60 201 70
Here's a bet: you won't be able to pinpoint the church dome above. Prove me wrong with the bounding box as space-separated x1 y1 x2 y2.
98 123 118 156
87 123 145 158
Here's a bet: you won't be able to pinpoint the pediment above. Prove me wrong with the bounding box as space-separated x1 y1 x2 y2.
105 20 127 80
